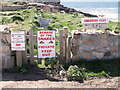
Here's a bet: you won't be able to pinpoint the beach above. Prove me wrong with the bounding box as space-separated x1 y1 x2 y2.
61 2 118 22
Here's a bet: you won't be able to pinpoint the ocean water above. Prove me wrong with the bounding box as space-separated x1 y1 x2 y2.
61 2 118 22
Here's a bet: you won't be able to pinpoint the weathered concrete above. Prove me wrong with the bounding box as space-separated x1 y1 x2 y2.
71 30 120 61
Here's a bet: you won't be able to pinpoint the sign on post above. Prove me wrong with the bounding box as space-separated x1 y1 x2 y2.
11 31 25 51
37 31 56 58
81 18 109 29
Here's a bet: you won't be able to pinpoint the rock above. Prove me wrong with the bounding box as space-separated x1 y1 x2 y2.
72 55 81 61
100 40 108 48
82 49 91 53
104 51 111 57
111 48 118 53
83 54 91 59
82 38 93 45
97 34 107 39
92 52 104 58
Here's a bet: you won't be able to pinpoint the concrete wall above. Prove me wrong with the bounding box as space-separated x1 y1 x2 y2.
71 30 120 61
1 32 15 69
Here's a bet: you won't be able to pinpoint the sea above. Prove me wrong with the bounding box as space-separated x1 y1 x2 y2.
61 2 118 22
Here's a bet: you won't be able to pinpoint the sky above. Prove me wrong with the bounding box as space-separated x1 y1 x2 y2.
61 0 119 2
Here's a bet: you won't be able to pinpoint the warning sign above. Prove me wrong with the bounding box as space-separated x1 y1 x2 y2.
81 18 109 29
37 31 56 58
11 31 25 51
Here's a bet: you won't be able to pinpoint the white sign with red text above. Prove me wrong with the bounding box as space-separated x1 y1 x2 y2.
81 18 109 29
11 31 25 51
37 31 56 58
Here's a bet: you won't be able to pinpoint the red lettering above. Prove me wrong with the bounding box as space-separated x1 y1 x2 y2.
42 54 50 56
84 19 98 22
16 44 21 46
38 46 55 49
39 31 53 34
38 37 55 40
99 19 106 22
12 34 14 37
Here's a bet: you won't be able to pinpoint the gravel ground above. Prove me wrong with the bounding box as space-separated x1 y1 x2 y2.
0 77 119 88
0 67 119 88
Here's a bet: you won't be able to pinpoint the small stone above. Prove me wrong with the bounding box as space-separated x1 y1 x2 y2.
92 52 104 58
100 40 108 48
82 49 90 53
97 34 107 39
72 55 80 61
111 48 118 53
83 54 91 59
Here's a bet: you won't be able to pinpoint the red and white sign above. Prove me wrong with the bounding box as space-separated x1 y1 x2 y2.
81 18 109 29
11 31 25 51
81 18 109 24
37 31 56 58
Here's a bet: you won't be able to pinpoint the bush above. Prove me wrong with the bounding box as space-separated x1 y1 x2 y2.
33 20 40 27
2 17 10 24
11 16 24 22
45 58 58 68
67 65 85 81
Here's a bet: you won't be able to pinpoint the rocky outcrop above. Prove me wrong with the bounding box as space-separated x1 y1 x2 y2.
2 1 98 17
28 2 98 17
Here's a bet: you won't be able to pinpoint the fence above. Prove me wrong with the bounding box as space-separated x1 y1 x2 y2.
1 29 73 68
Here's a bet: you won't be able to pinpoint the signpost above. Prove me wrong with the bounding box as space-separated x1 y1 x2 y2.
37 31 56 59
81 18 109 30
11 31 25 51
11 31 25 66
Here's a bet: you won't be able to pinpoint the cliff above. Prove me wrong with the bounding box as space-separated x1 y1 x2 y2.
1 1 97 17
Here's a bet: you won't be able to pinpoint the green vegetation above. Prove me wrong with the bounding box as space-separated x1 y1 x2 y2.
107 21 119 31
1 6 83 31
64 58 120 77
1 6 119 32
2 64 33 74
67 65 85 81
67 65 109 81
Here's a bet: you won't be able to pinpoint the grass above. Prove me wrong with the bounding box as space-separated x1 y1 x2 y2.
64 58 120 77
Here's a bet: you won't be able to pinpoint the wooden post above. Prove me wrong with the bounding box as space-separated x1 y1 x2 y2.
16 51 22 66
22 33 27 64
59 30 64 63
66 36 72 63
22 47 27 64
63 28 68 63
29 30 34 64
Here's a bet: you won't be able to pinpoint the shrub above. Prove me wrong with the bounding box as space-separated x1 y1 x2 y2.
11 16 24 22
2 17 10 24
67 65 85 81
33 20 40 27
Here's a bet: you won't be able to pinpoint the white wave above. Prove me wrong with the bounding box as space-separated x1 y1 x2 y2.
75 8 118 22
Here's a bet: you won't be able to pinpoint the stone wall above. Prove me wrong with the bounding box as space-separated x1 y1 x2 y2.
0 32 15 69
71 30 120 61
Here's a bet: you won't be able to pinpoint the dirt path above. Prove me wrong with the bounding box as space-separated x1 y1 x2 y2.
0 77 119 88
1 67 119 88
